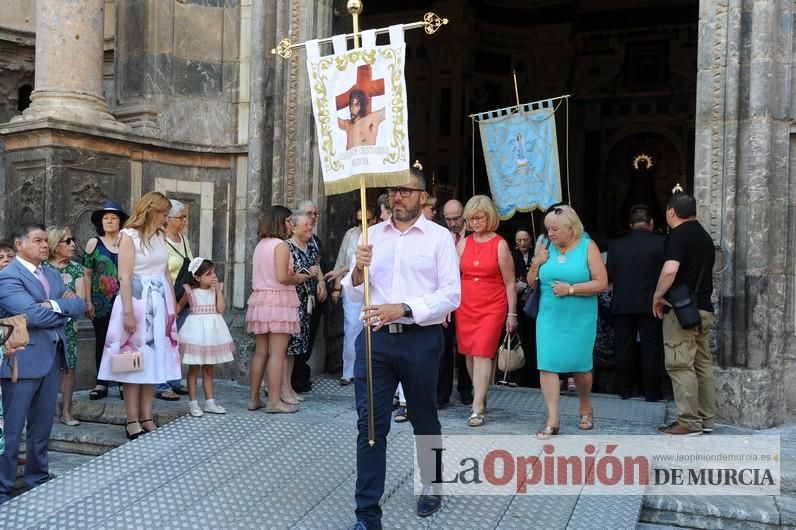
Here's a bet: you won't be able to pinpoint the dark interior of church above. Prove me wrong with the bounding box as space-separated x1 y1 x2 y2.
335 0 699 244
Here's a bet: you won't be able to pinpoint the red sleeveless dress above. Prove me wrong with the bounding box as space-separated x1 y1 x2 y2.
456 235 507 358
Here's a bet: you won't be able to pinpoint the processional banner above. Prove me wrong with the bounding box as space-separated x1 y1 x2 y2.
477 100 562 219
306 26 410 195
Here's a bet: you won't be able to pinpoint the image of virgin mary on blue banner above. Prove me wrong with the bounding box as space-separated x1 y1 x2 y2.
478 100 562 219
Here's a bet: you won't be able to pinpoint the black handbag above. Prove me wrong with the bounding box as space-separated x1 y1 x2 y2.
522 278 541 319
166 236 191 301
667 265 706 329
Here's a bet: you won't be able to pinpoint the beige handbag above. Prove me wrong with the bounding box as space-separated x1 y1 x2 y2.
497 332 525 375
1 314 30 383
111 351 145 373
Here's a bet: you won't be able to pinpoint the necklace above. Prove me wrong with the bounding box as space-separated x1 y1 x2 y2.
557 240 576 264
472 238 487 266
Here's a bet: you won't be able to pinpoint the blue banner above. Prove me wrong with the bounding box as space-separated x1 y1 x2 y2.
478 101 562 219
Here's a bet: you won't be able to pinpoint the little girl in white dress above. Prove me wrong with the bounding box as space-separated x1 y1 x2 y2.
177 257 235 417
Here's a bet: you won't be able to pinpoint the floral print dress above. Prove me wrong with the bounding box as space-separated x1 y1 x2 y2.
286 239 319 357
43 260 84 369
82 238 120 320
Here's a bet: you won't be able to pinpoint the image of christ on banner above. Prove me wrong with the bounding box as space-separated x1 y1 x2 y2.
305 26 410 195
336 65 387 150
478 101 562 219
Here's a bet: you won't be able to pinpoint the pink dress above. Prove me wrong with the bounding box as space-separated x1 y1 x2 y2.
246 238 301 334
98 228 182 384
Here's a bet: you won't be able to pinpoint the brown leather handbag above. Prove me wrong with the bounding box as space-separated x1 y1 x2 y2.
1 314 29 382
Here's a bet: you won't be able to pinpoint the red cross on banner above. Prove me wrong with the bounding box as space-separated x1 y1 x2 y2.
335 64 385 113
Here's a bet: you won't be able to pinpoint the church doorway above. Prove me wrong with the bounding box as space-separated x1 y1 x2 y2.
341 0 699 242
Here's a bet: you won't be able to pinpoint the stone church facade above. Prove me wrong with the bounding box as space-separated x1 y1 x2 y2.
0 0 793 428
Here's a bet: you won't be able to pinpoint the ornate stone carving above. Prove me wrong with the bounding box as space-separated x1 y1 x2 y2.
72 181 107 209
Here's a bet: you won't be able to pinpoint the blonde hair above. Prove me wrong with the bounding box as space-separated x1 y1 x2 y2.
46 226 70 258
424 196 438 208
463 195 500 232
125 191 171 249
543 205 584 239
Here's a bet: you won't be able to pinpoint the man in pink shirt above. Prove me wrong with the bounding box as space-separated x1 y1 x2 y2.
343 167 461 528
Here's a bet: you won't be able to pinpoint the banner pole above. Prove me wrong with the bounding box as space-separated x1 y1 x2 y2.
512 70 521 111
347 0 376 448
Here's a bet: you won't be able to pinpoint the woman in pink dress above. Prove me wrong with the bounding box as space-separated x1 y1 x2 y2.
98 192 182 440
246 206 311 413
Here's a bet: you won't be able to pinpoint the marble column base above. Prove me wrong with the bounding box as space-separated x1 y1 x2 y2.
12 90 130 132
115 102 161 137
715 367 785 428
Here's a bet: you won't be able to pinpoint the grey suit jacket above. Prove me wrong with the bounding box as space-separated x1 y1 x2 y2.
0 259 86 379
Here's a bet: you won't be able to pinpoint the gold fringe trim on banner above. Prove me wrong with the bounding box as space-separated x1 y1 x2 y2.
323 169 411 196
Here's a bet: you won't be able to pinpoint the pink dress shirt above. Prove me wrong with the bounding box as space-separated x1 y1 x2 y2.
342 214 461 326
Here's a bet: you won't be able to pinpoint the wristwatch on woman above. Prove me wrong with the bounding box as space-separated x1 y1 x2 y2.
568 284 575 296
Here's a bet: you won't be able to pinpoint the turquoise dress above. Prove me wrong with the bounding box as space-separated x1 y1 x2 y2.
536 236 597 373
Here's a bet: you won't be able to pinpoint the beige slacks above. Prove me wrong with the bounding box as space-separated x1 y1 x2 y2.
662 310 715 431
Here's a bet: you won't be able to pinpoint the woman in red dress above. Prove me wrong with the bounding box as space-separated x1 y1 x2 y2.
456 195 518 427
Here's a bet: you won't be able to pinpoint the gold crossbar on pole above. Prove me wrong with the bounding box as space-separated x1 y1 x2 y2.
271 12 448 59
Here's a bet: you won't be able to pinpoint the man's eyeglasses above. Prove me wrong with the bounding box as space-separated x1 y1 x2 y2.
305 211 319 217
386 187 425 198
59 238 76 245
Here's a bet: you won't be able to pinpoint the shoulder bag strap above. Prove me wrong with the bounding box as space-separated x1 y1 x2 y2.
164 237 186 259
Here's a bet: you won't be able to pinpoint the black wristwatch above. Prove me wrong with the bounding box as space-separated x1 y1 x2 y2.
402 303 413 318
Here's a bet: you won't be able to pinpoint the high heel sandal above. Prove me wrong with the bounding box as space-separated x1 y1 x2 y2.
140 418 157 433
125 421 143 440
578 410 594 431
537 423 560 440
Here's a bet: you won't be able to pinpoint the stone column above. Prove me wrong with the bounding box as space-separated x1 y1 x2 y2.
695 0 794 427
13 0 128 131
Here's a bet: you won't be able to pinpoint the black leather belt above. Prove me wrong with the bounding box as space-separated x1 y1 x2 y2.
386 323 418 334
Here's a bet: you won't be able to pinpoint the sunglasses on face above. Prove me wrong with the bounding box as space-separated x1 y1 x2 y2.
59 238 76 245
170 215 187 220
386 187 425 198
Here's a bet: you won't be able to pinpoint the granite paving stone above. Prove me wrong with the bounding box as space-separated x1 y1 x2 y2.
6 376 790 529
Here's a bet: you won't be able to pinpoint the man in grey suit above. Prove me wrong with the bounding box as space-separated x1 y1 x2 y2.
0 224 85 503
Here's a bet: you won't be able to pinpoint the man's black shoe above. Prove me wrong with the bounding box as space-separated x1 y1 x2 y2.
436 398 449 409
294 383 312 393
416 485 442 517
459 390 473 406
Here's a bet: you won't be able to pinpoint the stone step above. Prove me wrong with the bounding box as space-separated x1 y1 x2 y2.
640 494 790 529
56 394 186 426
48 420 127 456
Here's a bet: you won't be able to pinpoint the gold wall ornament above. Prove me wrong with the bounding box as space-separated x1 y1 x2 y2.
632 153 654 170
413 160 423 171
671 182 685 194
423 12 448 34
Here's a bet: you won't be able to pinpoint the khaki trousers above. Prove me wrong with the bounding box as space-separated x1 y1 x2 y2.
662 310 715 431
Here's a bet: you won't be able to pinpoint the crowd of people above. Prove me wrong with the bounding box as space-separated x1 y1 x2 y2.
0 171 717 516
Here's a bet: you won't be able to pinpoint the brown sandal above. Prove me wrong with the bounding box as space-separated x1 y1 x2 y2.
578 410 594 430
537 424 560 440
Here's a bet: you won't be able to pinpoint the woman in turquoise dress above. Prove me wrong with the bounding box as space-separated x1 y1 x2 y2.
526 205 608 439
45 226 87 426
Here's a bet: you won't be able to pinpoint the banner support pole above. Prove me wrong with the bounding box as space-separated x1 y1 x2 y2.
347 0 376 448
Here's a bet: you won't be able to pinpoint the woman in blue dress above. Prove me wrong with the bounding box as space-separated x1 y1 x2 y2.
526 205 608 439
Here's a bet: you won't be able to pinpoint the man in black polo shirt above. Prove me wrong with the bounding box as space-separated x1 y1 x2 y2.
652 192 715 436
